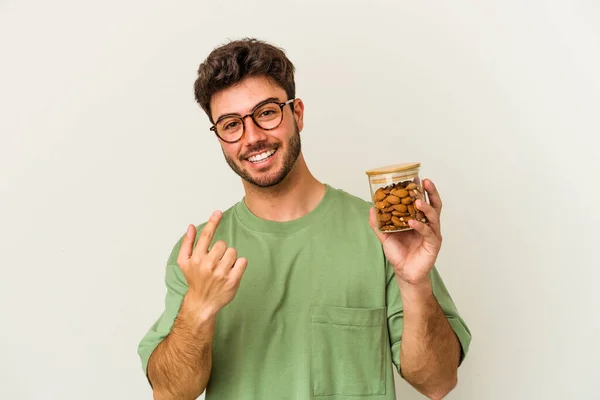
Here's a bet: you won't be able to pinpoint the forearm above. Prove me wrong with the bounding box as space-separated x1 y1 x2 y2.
398 277 461 400
147 293 216 400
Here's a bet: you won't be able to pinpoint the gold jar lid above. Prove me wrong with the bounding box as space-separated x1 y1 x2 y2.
365 162 421 176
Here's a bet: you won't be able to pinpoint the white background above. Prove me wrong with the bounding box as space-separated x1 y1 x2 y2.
1 0 599 399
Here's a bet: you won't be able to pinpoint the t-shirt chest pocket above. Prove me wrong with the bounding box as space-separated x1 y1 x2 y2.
310 305 387 396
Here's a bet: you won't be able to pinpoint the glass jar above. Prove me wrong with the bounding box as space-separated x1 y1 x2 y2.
365 162 430 233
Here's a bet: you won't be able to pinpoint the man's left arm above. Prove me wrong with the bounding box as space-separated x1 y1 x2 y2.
397 276 462 400
369 178 471 399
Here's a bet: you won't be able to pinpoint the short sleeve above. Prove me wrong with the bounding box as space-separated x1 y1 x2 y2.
386 261 472 374
137 263 188 376
137 224 209 386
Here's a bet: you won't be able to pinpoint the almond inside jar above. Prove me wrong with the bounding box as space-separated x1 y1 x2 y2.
373 180 429 231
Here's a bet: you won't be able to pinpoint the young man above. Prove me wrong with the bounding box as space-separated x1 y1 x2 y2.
137 38 471 400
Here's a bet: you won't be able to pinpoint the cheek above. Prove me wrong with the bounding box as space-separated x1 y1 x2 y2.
222 144 240 159
277 121 297 140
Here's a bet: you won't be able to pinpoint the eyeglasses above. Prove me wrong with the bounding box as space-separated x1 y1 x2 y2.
210 99 295 143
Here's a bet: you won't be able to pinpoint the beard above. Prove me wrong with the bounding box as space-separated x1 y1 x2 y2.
222 122 302 188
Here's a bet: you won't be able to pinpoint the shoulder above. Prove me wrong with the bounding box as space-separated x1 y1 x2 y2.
328 185 373 215
322 185 378 237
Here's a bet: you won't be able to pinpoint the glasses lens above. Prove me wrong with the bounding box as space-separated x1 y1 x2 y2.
216 117 244 141
254 103 282 129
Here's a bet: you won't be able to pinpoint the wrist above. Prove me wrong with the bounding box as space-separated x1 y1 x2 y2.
181 292 218 327
397 276 434 306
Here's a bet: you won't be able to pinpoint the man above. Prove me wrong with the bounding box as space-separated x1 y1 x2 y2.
138 38 471 400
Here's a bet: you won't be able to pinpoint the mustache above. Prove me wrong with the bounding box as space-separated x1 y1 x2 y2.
240 144 279 160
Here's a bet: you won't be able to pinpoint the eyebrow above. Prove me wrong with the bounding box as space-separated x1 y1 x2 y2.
214 97 281 123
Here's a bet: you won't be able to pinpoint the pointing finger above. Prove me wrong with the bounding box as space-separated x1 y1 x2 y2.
194 210 223 256
423 179 442 216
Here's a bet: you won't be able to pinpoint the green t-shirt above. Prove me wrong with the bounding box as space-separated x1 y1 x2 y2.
138 184 471 399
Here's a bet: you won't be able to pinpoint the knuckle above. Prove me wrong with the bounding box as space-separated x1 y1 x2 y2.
227 247 238 258
200 229 213 240
213 270 227 280
191 252 205 266
201 256 217 269
212 240 227 250
226 279 239 290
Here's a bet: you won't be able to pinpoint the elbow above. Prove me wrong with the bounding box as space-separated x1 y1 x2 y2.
152 386 205 400
149 372 206 400
422 374 458 400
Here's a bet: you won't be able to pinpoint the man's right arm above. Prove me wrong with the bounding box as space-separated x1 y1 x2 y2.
147 293 217 400
145 212 248 400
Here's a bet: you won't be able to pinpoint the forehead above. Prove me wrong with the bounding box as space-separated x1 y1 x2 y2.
210 76 287 121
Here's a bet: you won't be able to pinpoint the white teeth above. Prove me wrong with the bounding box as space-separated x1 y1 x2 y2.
248 149 275 163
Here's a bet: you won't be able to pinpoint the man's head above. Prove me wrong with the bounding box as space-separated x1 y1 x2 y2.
194 38 304 188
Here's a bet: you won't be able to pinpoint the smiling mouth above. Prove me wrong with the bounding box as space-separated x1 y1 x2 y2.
246 148 277 163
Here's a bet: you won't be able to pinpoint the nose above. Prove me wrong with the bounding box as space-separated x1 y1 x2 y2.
242 115 268 144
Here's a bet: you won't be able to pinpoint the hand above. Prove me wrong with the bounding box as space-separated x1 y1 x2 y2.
177 210 248 319
368 179 443 287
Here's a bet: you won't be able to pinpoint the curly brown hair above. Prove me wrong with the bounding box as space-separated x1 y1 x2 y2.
193 38 296 124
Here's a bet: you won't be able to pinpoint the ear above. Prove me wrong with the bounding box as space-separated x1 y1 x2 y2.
293 98 304 132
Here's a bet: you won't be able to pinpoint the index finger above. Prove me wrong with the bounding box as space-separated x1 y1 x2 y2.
423 179 442 216
193 210 223 255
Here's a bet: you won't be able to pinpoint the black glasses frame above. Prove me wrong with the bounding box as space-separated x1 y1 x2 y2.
209 99 295 143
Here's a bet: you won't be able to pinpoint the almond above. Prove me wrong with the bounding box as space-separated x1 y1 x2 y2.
393 189 409 198
391 216 403 227
406 182 417 190
393 204 408 213
375 201 387 209
385 195 401 205
379 212 392 222
374 189 387 201
401 197 413 205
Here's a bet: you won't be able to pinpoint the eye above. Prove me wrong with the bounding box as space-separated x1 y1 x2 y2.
224 121 240 130
260 110 275 117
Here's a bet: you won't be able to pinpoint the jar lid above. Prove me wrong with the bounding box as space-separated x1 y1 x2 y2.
365 162 421 176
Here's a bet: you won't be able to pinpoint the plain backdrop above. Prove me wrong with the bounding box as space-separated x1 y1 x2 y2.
1 0 599 399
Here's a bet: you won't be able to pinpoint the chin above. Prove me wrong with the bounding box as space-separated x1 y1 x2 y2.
250 174 288 188
244 165 290 188
225 129 301 189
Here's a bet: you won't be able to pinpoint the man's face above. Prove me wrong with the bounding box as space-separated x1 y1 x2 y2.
210 76 304 188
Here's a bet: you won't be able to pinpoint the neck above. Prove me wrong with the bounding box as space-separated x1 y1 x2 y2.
241 154 326 222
